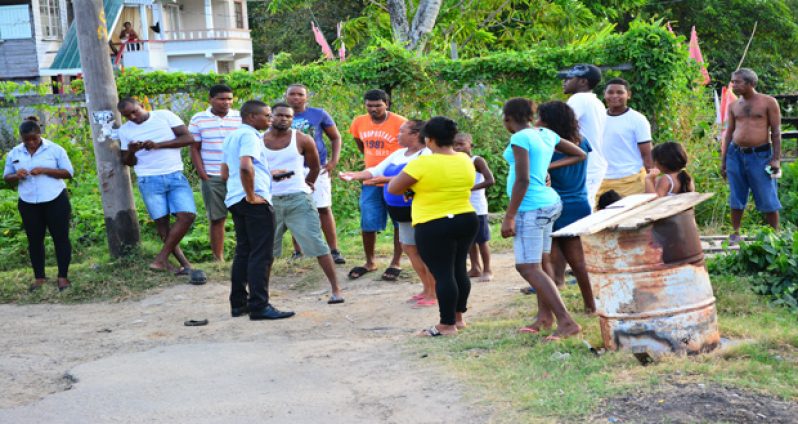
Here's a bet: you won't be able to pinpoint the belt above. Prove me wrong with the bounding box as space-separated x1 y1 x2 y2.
734 143 770 154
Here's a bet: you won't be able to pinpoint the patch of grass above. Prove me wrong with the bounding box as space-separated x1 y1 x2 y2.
0 247 226 304
416 272 798 422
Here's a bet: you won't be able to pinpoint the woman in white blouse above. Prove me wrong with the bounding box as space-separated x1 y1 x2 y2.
3 117 74 292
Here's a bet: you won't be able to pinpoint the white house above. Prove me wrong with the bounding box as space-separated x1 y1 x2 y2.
0 0 254 83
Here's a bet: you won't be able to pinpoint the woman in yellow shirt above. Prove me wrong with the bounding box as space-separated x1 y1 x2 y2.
388 116 478 337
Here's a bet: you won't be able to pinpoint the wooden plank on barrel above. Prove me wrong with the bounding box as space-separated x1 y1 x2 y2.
552 193 656 237
616 192 714 230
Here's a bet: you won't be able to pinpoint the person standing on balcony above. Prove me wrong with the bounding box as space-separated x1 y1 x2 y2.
119 22 140 51
284 84 346 265
118 98 201 281
189 84 241 261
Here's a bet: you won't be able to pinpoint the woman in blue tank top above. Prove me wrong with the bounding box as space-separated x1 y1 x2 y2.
538 101 595 314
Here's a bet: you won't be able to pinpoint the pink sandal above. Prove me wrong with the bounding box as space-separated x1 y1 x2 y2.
414 299 437 307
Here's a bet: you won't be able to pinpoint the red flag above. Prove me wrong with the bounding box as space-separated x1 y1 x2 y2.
689 26 711 85
311 21 334 60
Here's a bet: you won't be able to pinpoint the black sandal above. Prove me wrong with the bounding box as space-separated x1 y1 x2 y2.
381 267 402 281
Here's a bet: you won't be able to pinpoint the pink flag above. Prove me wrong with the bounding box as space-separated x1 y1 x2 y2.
689 26 711 85
719 83 738 140
311 21 334 60
337 21 346 62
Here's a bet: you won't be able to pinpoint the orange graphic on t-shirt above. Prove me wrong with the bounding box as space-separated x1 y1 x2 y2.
349 113 407 168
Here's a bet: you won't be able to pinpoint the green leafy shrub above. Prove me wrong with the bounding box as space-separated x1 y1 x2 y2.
708 229 798 312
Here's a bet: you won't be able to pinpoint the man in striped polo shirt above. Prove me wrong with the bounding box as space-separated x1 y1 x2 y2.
189 84 242 261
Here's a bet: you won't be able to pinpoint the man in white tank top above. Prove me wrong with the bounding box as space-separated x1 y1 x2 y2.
264 103 344 304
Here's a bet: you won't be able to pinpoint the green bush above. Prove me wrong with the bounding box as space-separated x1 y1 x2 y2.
708 229 798 312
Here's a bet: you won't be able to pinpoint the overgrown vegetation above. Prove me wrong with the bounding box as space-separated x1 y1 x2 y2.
709 229 798 313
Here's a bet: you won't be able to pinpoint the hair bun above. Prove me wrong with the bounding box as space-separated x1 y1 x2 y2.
24 115 40 123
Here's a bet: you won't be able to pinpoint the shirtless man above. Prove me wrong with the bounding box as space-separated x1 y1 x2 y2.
721 68 782 241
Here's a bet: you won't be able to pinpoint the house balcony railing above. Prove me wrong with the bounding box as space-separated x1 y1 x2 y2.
161 28 251 41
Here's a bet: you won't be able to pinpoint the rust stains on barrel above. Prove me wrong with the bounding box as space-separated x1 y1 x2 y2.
554 193 720 356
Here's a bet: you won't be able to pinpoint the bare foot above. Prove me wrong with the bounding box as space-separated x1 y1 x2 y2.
467 269 482 278
549 322 582 340
521 319 553 333
455 312 467 330
149 261 177 273
479 272 493 282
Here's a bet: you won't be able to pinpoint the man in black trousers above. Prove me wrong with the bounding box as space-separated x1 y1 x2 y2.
221 100 294 320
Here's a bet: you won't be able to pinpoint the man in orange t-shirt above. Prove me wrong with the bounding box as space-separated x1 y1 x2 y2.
347 89 407 281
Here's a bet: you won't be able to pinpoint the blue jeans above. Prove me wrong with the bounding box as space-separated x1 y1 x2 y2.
137 171 197 220
359 184 389 232
513 202 563 264
726 143 781 213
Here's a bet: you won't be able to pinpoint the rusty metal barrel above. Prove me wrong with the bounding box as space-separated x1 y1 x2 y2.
581 207 720 355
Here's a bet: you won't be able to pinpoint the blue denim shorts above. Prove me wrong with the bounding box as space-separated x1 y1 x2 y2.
726 143 781 213
514 202 563 264
137 171 197 220
360 184 389 232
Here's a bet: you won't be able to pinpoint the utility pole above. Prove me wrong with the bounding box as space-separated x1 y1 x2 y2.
74 0 140 256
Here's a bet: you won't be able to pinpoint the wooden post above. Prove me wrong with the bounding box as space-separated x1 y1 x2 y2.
73 0 140 256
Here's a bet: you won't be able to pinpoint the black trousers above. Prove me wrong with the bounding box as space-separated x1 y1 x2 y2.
18 190 72 279
229 199 275 311
415 212 478 325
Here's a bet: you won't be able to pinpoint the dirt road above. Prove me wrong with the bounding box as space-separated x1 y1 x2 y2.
0 254 524 423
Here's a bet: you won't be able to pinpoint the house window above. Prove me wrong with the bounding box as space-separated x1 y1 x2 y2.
234 1 244 29
39 0 62 39
0 5 33 39
165 4 180 34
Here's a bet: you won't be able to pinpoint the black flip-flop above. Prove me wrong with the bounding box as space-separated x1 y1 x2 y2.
174 267 190 276
347 266 373 280
184 319 208 326
189 269 207 285
381 267 402 281
327 294 345 304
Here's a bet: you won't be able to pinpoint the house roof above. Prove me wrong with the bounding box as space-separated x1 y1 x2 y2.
46 0 125 74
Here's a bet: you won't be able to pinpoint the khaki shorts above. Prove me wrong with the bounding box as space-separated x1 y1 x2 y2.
272 192 330 258
596 168 646 203
201 175 228 221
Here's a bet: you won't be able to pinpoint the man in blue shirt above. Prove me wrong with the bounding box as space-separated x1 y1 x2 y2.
221 100 294 320
285 84 346 264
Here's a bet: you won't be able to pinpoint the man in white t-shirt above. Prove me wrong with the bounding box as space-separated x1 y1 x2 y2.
558 64 607 210
597 78 654 199
118 98 199 277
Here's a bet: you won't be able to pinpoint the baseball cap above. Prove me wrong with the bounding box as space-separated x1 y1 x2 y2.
556 64 602 85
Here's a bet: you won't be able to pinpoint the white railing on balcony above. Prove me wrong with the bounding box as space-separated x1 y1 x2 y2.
162 28 250 41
